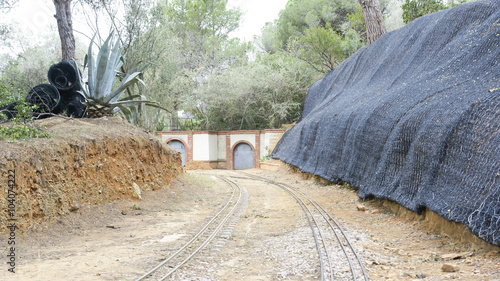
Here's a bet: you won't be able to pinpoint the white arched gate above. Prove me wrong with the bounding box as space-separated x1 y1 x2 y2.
233 143 253 170
167 140 186 166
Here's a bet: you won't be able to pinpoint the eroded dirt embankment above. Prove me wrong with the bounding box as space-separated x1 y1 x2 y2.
0 117 182 233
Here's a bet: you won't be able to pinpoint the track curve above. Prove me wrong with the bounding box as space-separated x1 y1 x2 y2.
135 176 246 280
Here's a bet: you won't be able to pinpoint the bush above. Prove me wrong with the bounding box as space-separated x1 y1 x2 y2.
401 0 467 24
0 99 49 140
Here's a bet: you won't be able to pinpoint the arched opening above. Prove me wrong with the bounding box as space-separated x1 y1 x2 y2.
233 143 254 170
167 140 186 166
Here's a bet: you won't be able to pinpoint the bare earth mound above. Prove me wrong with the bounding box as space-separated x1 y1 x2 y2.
185 160 213 170
0 116 182 234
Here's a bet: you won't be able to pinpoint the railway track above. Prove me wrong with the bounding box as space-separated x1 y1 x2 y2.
135 176 247 281
135 171 367 280
239 172 369 281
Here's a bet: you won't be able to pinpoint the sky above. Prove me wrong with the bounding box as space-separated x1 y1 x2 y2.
1 0 56 37
227 0 288 41
0 0 289 55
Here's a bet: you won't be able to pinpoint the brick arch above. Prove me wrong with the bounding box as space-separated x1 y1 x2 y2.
165 137 188 148
230 141 257 169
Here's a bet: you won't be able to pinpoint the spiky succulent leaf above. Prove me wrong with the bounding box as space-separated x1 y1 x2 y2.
98 35 122 100
118 95 143 101
94 33 114 100
109 99 166 109
87 34 97 97
83 31 166 121
115 104 134 122
103 72 145 104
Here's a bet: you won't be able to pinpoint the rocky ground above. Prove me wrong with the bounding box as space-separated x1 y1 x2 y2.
1 166 498 281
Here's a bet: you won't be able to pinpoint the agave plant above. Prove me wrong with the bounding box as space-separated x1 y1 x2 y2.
81 32 164 121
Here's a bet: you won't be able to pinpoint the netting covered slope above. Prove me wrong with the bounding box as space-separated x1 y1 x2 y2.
271 0 500 246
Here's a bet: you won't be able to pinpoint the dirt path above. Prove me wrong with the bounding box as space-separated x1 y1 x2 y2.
1 169 499 281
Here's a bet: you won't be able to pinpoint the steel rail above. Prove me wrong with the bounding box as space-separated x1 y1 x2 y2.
277 179 328 280
281 180 369 281
157 177 243 280
274 179 363 281
135 176 243 281
233 173 330 280
239 172 369 281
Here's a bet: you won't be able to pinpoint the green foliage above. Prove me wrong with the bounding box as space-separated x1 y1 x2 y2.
448 0 469 7
177 117 200 131
0 81 15 106
122 0 250 131
0 23 11 45
287 23 364 73
0 122 49 140
0 99 49 140
259 156 270 162
164 0 243 72
401 0 469 24
189 53 318 130
273 0 359 49
130 204 141 210
341 27 365 58
347 4 365 34
82 31 165 122
259 22 281 54
401 0 455 24
259 0 366 74
0 39 60 96
10 98 35 121
0 36 57 140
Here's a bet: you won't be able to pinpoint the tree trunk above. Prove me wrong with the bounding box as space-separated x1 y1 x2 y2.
169 113 179 131
53 0 75 60
358 0 387 45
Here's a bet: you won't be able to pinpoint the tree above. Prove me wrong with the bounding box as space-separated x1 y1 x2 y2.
53 0 76 60
258 22 280 54
165 0 243 72
272 0 359 50
401 0 467 24
0 23 10 45
0 1 16 51
160 0 253 130
257 0 368 74
358 0 386 45
0 34 87 103
189 52 318 130
287 25 344 73
0 35 63 109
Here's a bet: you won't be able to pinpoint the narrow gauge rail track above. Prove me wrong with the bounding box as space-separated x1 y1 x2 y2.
239 172 369 281
135 176 245 281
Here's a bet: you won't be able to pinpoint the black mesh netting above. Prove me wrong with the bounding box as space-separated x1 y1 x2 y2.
1 60 86 119
271 0 500 245
26 84 61 114
48 60 86 118
48 60 81 91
